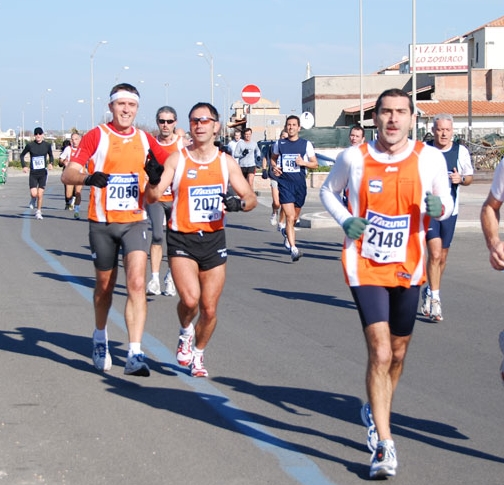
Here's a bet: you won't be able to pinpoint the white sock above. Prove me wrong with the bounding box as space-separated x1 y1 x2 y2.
151 272 159 282
431 290 440 300
93 328 107 343
128 342 141 356
291 245 298 254
181 323 194 336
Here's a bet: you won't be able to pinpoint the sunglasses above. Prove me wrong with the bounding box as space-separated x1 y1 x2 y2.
189 116 216 126
158 119 176 125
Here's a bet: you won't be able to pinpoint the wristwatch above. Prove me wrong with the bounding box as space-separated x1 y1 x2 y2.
461 176 466 184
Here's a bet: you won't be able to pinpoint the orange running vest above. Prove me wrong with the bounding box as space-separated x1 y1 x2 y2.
169 148 228 233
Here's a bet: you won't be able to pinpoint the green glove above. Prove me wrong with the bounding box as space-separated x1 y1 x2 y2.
425 191 443 217
342 217 370 239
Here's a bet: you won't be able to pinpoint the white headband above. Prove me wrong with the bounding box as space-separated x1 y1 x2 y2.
109 91 140 103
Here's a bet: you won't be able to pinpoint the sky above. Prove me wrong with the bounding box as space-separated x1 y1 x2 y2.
0 0 502 135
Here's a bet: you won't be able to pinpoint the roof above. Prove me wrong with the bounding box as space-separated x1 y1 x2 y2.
463 15 504 37
416 100 504 117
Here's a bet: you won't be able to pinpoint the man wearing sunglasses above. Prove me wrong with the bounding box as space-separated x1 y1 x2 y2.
61 83 168 377
145 106 188 298
145 102 257 378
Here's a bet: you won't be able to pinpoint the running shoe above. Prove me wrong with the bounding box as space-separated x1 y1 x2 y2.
69 197 75 211
361 402 378 452
29 198 36 209
269 212 278 226
74 211 80 220
370 440 397 479
92 341 112 372
191 352 208 378
124 352 150 376
146 278 161 296
420 286 431 316
291 248 303 262
163 270 176 297
176 329 194 367
430 299 443 322
35 210 43 220
64 202 70 210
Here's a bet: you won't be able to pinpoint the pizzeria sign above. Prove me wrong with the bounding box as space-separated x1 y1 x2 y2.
409 43 468 73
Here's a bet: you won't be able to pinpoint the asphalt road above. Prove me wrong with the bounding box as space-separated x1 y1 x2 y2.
1 171 503 485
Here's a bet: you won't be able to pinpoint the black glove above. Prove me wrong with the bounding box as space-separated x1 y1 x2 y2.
261 169 268 180
242 149 249 157
219 193 243 212
84 172 109 188
144 149 164 186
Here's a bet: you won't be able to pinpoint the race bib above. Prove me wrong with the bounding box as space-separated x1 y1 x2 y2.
281 154 300 173
106 173 140 211
188 185 223 223
32 156 45 170
361 210 410 263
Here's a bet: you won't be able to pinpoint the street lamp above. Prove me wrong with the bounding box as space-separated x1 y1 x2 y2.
41 88 52 130
196 41 214 105
115 65 129 83
90 40 108 127
217 73 231 122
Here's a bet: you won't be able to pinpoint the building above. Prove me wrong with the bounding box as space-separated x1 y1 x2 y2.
302 15 504 140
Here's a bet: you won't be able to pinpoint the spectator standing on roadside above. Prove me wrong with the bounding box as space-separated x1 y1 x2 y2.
320 88 453 479
59 132 83 218
233 127 261 190
20 127 54 220
145 102 257 378
270 115 318 262
146 106 187 298
421 113 473 322
61 83 168 377
349 124 365 146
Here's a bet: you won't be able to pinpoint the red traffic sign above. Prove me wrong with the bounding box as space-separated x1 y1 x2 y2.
241 84 261 105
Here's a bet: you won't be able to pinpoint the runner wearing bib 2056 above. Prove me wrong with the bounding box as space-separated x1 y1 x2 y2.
62 83 168 378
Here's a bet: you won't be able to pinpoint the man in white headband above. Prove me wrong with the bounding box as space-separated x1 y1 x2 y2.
61 83 169 377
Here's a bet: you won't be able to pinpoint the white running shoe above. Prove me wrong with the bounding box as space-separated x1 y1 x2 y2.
269 212 278 226
124 352 150 377
191 352 209 378
35 210 43 220
291 248 303 262
92 341 112 372
370 440 397 479
421 286 431 316
146 278 161 296
29 197 36 210
430 299 443 322
176 329 194 367
163 270 176 296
